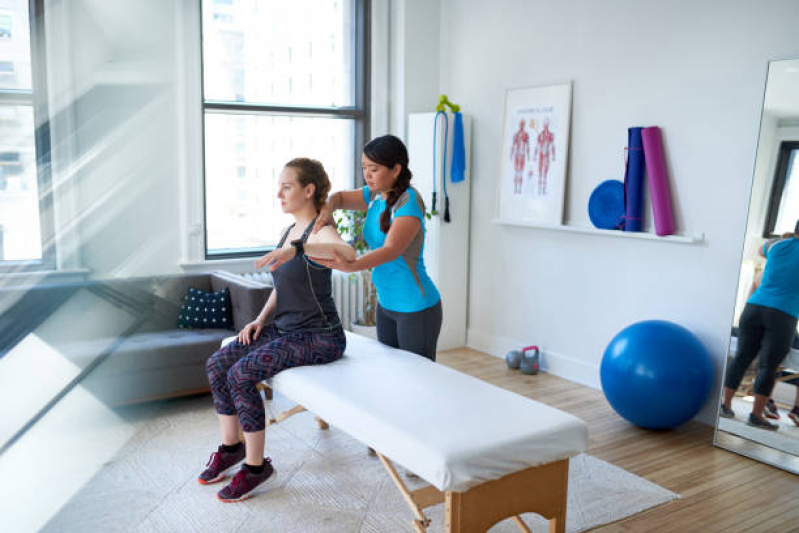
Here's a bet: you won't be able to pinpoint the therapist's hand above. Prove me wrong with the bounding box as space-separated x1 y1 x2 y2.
313 250 359 273
313 203 336 233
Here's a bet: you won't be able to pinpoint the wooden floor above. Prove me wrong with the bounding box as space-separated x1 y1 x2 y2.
436 347 799 533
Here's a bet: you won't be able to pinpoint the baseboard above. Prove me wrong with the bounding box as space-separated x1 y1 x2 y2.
466 327 601 390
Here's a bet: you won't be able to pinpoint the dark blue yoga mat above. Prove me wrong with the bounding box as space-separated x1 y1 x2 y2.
624 127 645 232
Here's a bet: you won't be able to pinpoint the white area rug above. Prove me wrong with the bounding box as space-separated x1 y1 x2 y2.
43 395 678 532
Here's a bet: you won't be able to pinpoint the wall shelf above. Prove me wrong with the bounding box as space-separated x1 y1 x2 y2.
491 218 704 244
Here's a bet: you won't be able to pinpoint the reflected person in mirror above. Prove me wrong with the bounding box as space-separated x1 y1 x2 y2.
741 268 799 425
721 220 799 431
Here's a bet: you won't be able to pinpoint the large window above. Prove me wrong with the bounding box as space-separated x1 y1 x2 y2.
764 141 799 238
200 0 369 258
0 0 51 269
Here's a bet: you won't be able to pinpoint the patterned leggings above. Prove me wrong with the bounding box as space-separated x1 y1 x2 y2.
206 324 346 432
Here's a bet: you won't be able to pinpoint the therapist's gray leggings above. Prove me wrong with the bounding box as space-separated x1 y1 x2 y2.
376 302 443 362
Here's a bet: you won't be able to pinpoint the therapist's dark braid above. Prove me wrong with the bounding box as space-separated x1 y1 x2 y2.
364 135 413 234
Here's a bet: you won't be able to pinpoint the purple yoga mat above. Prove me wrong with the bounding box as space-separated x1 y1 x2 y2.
641 126 675 236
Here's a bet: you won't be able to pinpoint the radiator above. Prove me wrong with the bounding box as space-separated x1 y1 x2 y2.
240 270 366 330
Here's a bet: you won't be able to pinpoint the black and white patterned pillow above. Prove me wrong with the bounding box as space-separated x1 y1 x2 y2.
178 287 234 330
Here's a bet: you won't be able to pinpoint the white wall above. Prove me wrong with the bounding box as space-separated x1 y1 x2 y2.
387 0 441 138
436 0 799 423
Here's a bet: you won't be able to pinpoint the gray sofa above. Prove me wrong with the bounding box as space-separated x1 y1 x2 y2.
0 271 271 407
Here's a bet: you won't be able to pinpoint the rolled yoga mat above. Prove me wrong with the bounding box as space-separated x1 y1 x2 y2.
641 126 675 236
624 127 645 232
588 180 625 230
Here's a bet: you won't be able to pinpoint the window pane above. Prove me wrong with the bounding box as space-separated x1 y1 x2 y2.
202 0 355 107
204 113 354 254
775 149 798 235
0 0 32 91
0 104 41 261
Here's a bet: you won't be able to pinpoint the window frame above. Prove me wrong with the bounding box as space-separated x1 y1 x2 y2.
763 140 799 239
198 0 370 260
0 0 55 272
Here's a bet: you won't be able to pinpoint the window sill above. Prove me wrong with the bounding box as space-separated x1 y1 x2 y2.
180 257 261 274
0 268 91 287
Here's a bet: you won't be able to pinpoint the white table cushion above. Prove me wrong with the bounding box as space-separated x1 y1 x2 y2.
268 332 589 492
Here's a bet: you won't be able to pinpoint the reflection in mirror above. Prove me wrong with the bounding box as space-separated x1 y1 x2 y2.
715 59 799 475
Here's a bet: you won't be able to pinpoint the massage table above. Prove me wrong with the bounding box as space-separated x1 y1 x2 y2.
243 332 588 533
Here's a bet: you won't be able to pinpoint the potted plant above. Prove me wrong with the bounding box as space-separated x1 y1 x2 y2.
334 210 377 338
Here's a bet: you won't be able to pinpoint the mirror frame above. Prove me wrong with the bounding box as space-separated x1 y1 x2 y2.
712 58 799 476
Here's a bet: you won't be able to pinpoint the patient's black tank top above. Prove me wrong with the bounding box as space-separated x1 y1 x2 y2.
271 218 341 333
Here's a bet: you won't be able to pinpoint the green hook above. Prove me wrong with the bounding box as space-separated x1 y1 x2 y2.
436 94 461 113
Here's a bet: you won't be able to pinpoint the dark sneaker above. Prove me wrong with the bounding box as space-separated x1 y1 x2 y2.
719 405 735 419
217 459 275 503
198 445 246 485
765 399 780 420
747 413 778 431
788 409 799 427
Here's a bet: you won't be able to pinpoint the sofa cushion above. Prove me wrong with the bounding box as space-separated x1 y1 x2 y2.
79 328 231 405
178 287 234 330
210 272 272 332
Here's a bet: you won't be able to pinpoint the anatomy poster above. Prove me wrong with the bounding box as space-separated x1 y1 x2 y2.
497 83 571 224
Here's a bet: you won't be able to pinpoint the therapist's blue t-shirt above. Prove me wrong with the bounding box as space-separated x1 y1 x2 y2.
748 237 799 318
361 186 440 313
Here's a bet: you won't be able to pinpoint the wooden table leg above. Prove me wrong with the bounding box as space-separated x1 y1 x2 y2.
444 459 569 533
256 382 274 401
512 515 532 533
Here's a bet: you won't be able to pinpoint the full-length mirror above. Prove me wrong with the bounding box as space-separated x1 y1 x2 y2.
715 59 799 474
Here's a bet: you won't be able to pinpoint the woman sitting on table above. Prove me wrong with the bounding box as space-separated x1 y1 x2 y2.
199 158 355 503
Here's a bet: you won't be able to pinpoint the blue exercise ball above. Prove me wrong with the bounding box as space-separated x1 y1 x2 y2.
600 320 714 429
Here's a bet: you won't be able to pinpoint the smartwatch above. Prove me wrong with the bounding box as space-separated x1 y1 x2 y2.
290 239 304 258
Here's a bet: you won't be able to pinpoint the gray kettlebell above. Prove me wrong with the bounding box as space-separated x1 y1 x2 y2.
520 346 540 375
505 350 523 369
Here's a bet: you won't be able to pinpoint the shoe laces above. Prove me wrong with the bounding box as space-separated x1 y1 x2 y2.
231 458 271 491
205 450 221 470
230 469 248 492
